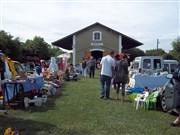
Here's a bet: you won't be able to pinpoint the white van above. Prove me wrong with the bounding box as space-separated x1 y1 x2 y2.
163 60 178 74
4 61 25 80
131 56 164 75
4 61 12 79
0 51 24 80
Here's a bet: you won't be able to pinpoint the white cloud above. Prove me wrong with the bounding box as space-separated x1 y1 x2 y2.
1 1 179 53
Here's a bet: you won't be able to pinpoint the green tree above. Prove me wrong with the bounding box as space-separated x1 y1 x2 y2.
23 36 50 60
23 36 65 61
145 48 166 56
68 52 73 64
0 30 22 61
170 36 180 60
162 53 175 60
48 46 63 57
124 48 145 62
0 30 8 53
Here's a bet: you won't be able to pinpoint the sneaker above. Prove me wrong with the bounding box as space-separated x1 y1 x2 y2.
100 95 104 99
170 122 180 127
105 97 112 100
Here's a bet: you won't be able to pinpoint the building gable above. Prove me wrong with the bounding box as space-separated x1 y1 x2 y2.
52 22 143 50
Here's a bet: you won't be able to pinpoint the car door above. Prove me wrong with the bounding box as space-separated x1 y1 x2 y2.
164 81 174 110
14 61 25 76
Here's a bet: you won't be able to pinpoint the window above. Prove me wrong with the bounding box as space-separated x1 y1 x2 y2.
93 31 102 41
143 59 151 69
14 62 24 75
170 64 177 73
132 62 139 70
153 59 161 69
164 64 169 71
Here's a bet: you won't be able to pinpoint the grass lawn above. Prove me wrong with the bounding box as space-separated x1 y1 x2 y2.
0 70 180 135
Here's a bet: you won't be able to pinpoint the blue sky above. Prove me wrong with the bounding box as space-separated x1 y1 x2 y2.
0 0 179 52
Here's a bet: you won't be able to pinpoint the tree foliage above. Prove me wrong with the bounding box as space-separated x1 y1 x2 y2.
22 36 66 61
0 30 22 61
162 53 175 60
145 48 166 56
0 30 64 62
23 36 50 60
124 48 145 62
170 36 180 60
48 46 63 57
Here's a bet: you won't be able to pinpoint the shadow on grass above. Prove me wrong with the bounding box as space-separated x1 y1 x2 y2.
0 114 93 135
25 83 69 113
0 115 57 135
4 82 69 113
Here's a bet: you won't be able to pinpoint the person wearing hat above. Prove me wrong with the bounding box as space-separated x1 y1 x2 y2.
112 53 120 89
114 53 129 101
100 50 115 99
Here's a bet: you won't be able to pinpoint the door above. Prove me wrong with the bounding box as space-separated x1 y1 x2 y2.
91 51 103 60
164 82 174 110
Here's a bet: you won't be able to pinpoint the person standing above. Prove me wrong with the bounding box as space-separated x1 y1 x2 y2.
100 51 115 99
96 58 101 70
89 56 96 78
82 58 87 77
86 57 90 75
114 53 129 101
35 64 42 76
112 53 120 89
170 63 180 127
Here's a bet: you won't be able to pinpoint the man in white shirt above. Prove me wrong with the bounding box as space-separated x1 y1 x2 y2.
100 51 115 99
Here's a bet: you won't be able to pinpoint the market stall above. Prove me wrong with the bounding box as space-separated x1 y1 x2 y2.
1 76 44 106
129 74 170 90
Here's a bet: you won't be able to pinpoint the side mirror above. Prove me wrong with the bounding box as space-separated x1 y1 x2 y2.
166 74 173 79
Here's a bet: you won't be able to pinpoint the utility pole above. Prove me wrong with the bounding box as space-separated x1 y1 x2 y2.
157 39 160 50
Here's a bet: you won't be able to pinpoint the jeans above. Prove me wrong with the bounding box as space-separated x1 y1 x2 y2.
116 82 126 96
82 67 87 77
100 75 112 98
90 66 95 78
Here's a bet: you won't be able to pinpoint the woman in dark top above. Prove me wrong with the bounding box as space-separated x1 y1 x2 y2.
114 53 129 101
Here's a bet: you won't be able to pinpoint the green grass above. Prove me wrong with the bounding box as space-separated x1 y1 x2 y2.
0 70 180 135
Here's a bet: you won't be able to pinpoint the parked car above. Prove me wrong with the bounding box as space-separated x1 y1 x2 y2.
130 56 164 75
163 60 178 74
0 51 25 80
160 65 180 114
4 60 25 80
13 61 25 76
23 62 36 74
160 76 174 112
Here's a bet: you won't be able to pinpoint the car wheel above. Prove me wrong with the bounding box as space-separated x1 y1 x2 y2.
161 94 167 112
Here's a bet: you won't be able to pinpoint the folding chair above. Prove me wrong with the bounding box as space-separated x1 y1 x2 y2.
134 91 149 110
145 91 159 110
